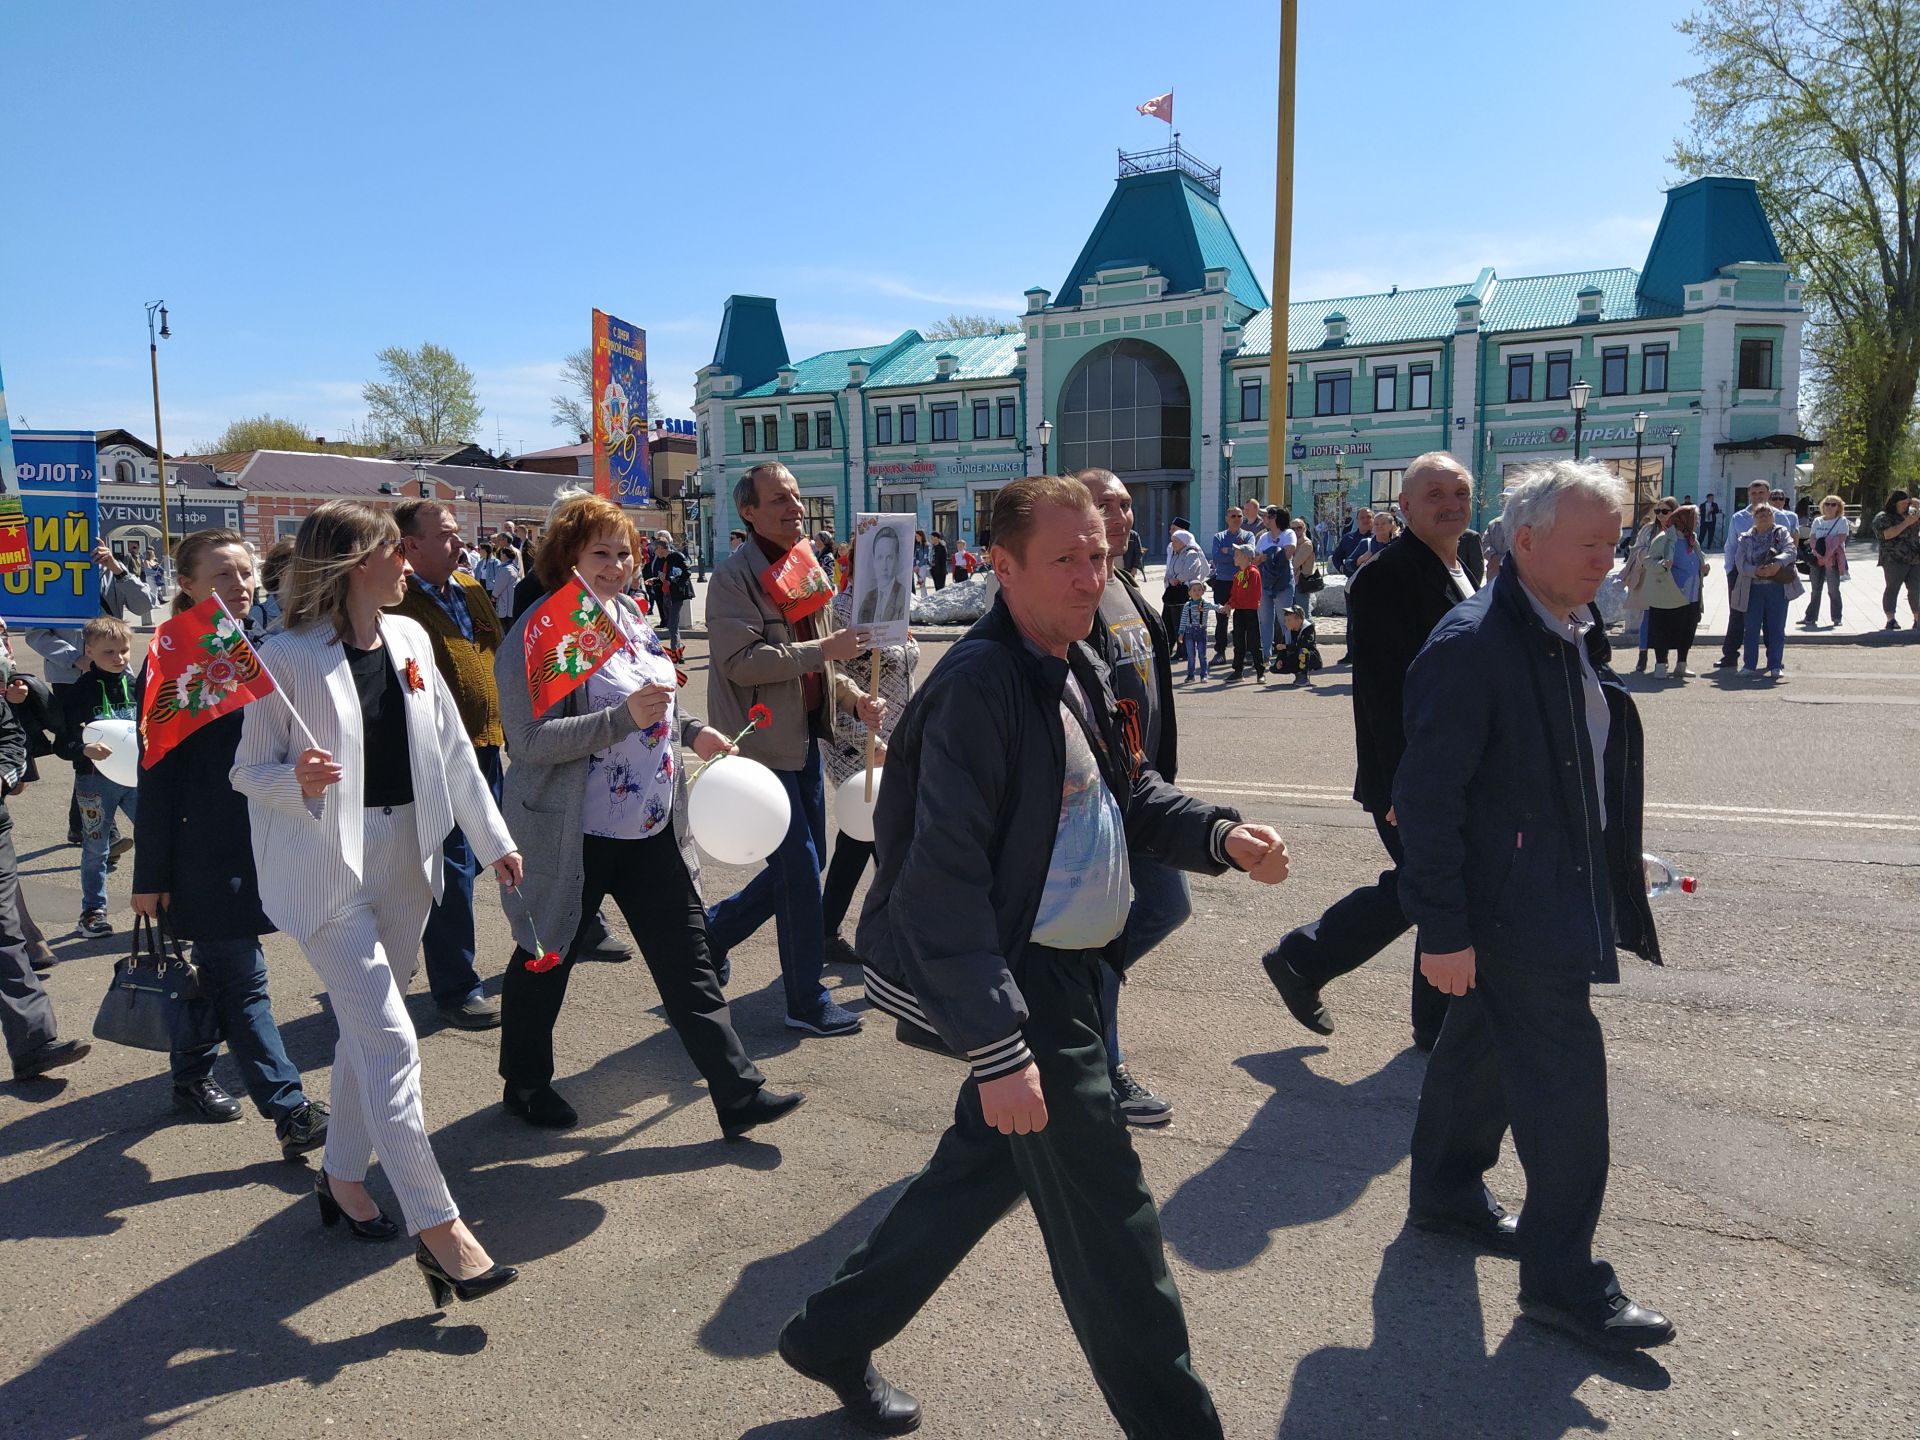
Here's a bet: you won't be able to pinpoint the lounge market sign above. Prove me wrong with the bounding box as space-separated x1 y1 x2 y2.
1496 422 1683 450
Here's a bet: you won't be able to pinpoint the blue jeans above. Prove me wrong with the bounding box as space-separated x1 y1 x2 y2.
1100 854 1193 1072
705 736 830 1020
170 936 307 1121
1258 583 1293 662
420 745 501 1007
1744 582 1788 669
659 598 684 650
76 774 136 913
1182 631 1208 681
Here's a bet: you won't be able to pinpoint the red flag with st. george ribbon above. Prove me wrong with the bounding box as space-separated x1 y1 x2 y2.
139 596 277 768
522 574 629 717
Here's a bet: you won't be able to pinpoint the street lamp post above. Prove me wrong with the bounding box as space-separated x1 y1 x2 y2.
1630 410 1648 534
1666 426 1683 500
1569 379 1592 461
414 462 432 500
1222 438 1235 528
1038 418 1053 474
686 468 708 579
144 301 172 584
465 483 486 540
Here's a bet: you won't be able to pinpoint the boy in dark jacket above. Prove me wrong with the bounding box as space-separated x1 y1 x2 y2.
55 616 138 936
1273 604 1323 683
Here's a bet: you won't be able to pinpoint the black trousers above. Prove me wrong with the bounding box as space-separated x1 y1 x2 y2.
1286 813 1449 1040
1209 577 1233 656
1409 961 1617 1309
499 829 763 1114
821 832 874 937
1230 608 1263 678
1159 585 1187 660
788 946 1222 1440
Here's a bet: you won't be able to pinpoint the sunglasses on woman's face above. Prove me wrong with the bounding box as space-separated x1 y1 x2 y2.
1656 507 1675 515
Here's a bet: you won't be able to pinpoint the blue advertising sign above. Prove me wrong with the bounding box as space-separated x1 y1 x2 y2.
2 431 102 626
591 309 652 505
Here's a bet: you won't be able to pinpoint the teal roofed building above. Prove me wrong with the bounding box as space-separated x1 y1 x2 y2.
691 152 1804 565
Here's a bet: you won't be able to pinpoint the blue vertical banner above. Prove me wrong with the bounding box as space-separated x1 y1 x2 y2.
0 349 28 574
591 309 651 504
2 430 102 625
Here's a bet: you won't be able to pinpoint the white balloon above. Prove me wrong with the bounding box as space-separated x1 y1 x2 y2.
687 755 792 866
833 767 883 843
82 719 140 788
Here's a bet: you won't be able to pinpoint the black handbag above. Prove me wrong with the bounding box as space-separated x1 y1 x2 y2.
92 914 214 1053
1299 566 1325 594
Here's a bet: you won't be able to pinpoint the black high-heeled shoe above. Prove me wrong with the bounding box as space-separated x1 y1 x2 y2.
314 1170 400 1241
415 1240 519 1308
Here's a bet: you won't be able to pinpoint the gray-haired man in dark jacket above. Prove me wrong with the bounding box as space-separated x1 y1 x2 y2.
777 476 1291 1438
1395 459 1672 1354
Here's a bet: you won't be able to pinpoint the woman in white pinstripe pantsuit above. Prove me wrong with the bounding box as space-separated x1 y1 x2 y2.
233 501 524 1308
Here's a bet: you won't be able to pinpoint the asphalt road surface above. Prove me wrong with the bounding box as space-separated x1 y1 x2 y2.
1 627 1915 1440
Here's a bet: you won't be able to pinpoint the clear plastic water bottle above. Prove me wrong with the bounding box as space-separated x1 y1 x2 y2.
1643 853 1698 898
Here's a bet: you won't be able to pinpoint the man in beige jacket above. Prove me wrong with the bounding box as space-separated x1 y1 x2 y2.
705 462 884 1035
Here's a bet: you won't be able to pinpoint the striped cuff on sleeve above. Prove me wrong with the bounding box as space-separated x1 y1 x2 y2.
967 1032 1033 1082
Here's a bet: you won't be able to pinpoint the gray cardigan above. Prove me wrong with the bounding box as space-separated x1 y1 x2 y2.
495 593 706 959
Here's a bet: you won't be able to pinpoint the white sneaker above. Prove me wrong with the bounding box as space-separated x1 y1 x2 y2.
1653 662 1669 679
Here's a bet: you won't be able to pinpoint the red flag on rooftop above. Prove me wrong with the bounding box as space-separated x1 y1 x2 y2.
139 596 277 768
522 572 629 717
1136 90 1173 124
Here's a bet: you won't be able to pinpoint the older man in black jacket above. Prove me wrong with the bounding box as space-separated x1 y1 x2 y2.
1264 453 1482 1049
1396 460 1673 1353
778 476 1290 1438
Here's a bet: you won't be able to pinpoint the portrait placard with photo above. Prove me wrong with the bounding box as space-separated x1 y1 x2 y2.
849 513 914 644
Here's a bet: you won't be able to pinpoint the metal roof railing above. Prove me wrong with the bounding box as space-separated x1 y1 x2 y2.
1118 136 1222 195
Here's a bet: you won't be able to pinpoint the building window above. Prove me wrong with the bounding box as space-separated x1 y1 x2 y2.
1287 378 1295 418
1642 344 1669 393
1314 373 1352 417
1602 347 1628 396
817 411 833 448
973 488 1000 545
114 459 136 483
898 406 918 444
931 497 959 545
801 496 836 540
793 413 810 450
1240 378 1263 422
1507 356 1533 404
698 420 709 457
1739 337 1774 389
761 415 778 451
874 408 892 446
1544 351 1571 401
1055 338 1192 475
931 402 959 442
997 398 1016 438
1409 364 1432 409
276 516 303 540
1373 367 1397 413
879 491 917 514
1370 469 1407 506
741 417 758 453
973 400 992 439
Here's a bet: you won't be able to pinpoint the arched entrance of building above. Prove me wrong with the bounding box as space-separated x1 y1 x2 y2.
1056 339 1192 561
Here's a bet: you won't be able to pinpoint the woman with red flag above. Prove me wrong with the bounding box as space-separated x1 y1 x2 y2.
494 493 802 1138
233 501 523 1309
132 530 327 1152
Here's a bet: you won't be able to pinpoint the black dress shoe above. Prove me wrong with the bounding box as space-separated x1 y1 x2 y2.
719 1088 805 1140
173 1077 244 1122
1521 1291 1676 1352
1262 934 1334 1036
503 1083 578 1130
575 932 633 965
1409 1206 1519 1255
11 1037 89 1081
415 1240 519 1308
277 1099 330 1157
778 1324 922 1435
436 993 502 1030
314 1170 400 1241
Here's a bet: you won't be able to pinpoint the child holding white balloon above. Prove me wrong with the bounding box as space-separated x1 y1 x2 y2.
821 543 919 969
54 615 139 937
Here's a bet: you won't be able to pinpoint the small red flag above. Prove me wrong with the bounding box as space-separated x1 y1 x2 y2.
522 575 629 717
1136 89 1173 124
139 596 276 768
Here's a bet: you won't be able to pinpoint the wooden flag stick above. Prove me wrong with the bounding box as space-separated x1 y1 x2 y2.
864 644 881 801
212 593 320 751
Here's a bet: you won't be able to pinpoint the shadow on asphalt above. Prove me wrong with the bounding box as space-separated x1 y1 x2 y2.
1275 1231 1668 1438
1160 1046 1424 1270
737 1416 866 1438
698 1178 911 1358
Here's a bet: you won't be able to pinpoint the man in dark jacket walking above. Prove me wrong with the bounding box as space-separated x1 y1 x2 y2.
0 699 88 1081
778 477 1290 1438
1395 460 1673 1354
1263 454 1482 1049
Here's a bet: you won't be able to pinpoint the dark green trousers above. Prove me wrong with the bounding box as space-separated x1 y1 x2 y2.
789 946 1221 1440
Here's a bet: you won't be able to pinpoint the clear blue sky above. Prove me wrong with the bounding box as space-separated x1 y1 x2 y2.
0 0 1707 457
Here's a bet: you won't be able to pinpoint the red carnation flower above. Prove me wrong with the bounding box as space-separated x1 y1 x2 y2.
749 703 773 729
526 950 563 974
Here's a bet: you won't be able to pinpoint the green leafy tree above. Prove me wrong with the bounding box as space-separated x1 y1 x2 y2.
1674 0 1920 503
362 342 483 447
921 313 1017 339
201 414 319 453
550 343 663 439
